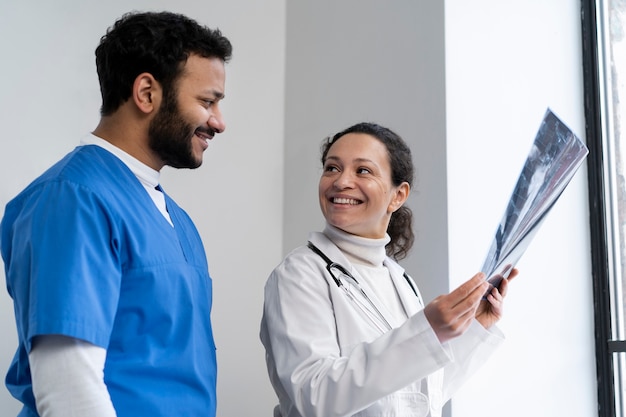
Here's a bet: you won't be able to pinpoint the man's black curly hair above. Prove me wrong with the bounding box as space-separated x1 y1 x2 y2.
95 11 232 116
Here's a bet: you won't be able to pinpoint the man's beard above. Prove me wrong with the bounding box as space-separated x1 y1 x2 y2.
148 90 201 169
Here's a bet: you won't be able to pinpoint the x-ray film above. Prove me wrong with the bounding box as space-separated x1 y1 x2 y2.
480 108 589 287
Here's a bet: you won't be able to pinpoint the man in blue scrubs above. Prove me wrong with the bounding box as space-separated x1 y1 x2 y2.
0 11 232 417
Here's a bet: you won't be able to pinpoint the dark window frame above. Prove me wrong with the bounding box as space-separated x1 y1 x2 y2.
581 0 621 416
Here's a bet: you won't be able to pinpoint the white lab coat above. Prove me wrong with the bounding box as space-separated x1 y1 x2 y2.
260 231 504 417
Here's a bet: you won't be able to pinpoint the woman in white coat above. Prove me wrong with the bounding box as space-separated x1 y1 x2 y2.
260 122 517 417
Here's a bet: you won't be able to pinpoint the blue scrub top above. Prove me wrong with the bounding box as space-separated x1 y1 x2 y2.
0 145 217 417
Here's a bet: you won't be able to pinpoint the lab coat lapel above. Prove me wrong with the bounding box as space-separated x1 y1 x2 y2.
385 261 424 317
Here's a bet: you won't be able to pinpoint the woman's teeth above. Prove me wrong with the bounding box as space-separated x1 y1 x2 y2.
333 197 360 205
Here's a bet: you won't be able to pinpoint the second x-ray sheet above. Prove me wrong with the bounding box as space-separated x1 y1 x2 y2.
480 108 589 286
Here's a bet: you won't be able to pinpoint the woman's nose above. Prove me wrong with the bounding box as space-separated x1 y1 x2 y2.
333 172 354 189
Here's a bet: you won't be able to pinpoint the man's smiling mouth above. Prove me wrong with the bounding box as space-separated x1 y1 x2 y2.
194 128 214 142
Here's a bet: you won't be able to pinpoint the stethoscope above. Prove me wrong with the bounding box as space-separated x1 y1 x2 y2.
307 241 423 334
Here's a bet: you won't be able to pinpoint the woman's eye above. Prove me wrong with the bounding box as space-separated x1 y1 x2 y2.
324 165 339 172
357 167 371 174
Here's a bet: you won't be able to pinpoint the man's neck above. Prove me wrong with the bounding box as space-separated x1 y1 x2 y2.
92 113 163 170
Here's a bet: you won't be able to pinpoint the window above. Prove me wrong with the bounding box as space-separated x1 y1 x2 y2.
582 0 626 416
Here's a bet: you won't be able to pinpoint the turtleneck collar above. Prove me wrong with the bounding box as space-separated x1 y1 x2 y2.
323 223 390 267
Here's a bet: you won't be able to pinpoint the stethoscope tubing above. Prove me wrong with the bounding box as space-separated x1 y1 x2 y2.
307 241 419 334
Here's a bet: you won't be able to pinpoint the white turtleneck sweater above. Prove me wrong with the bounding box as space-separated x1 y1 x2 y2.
323 224 408 329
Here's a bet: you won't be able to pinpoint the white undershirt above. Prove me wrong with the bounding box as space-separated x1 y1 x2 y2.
323 224 408 327
30 336 117 417
29 134 176 417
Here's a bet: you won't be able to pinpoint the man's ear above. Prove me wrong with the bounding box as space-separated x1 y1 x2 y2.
132 73 161 114
388 182 410 213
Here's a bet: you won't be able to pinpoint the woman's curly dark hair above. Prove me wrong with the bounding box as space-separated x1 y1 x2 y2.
95 11 232 116
321 122 415 260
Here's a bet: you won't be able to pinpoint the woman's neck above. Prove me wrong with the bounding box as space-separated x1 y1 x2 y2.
323 224 389 267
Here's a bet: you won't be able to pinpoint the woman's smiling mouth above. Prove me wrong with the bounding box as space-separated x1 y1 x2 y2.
332 197 362 205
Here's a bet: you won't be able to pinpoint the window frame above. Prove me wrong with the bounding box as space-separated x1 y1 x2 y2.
581 0 625 416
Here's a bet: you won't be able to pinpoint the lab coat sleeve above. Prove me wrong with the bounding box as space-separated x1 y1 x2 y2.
260 248 455 417
441 319 504 401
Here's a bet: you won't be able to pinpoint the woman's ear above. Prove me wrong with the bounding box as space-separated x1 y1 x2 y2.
388 182 410 213
132 73 162 114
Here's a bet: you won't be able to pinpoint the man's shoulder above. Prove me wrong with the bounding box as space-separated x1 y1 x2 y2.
7 146 131 209
47 145 124 180
39 146 130 189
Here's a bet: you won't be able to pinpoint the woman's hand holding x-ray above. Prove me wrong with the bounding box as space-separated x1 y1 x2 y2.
475 268 518 330
423 273 491 344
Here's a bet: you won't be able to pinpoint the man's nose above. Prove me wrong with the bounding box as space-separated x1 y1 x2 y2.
209 109 225 133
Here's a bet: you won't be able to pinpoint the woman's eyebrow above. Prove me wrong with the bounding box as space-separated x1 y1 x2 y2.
326 156 375 163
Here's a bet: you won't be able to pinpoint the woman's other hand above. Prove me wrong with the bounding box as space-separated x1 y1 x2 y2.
475 268 518 329
424 273 490 344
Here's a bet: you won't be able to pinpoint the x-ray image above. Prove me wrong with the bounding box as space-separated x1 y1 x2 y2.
480 108 589 287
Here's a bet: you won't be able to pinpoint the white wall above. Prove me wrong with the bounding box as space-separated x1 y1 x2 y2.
0 1 598 417
0 1 284 415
